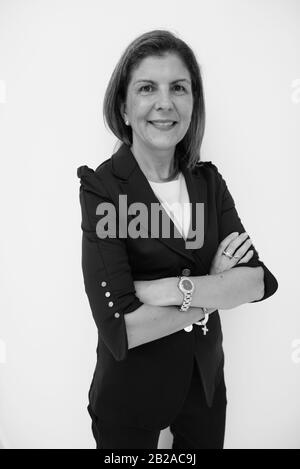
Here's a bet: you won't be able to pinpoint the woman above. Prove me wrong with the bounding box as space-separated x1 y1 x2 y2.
77 30 278 449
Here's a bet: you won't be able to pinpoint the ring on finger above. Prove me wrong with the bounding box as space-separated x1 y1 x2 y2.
222 250 233 258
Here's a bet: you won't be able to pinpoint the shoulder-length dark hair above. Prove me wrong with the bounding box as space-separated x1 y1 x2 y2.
103 29 205 179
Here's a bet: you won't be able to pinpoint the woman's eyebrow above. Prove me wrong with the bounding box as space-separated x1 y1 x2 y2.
134 78 191 85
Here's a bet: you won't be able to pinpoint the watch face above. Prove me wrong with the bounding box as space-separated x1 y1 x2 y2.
182 279 193 292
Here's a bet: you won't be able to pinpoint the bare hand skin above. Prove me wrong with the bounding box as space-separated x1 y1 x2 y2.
209 231 254 275
134 278 164 305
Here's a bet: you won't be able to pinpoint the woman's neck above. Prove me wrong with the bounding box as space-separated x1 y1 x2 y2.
130 143 176 182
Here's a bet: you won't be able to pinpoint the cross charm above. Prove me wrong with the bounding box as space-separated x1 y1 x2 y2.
184 311 210 334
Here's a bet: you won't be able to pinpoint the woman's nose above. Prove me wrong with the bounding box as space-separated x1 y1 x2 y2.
154 90 174 110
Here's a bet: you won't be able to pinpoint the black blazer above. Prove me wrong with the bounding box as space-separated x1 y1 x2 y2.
77 142 278 431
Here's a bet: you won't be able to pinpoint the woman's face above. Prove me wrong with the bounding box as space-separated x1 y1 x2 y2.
123 53 194 154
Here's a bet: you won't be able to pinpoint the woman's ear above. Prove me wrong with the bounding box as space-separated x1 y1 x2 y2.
120 102 126 121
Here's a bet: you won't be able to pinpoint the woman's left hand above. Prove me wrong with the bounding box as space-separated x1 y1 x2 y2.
134 278 170 306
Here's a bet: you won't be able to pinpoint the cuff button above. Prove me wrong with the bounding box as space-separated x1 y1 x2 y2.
181 268 191 276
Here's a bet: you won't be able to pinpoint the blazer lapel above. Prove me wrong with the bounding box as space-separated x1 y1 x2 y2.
111 143 208 267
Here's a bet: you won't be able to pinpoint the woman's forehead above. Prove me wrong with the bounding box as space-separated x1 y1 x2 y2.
129 54 191 83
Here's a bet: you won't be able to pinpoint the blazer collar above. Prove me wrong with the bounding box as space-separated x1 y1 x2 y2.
111 142 208 268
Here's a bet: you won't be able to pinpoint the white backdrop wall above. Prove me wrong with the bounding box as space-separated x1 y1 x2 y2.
0 0 299 449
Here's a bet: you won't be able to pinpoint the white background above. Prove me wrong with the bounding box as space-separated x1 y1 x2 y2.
0 0 299 449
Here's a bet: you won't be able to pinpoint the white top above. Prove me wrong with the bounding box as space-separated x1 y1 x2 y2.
148 172 191 240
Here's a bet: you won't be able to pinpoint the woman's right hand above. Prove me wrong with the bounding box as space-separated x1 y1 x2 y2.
209 231 254 275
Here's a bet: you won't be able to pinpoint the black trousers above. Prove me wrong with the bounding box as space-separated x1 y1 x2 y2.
90 357 227 449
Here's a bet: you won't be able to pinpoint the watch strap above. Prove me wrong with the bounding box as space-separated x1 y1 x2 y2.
177 276 194 312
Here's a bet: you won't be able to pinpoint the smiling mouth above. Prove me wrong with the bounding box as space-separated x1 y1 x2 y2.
148 121 177 129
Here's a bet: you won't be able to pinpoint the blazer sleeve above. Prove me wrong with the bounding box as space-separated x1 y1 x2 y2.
77 165 144 361
209 162 278 303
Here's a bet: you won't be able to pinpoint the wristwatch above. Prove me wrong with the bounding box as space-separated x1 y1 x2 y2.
177 276 195 312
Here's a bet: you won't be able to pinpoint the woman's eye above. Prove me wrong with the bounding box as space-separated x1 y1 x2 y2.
139 85 153 93
174 84 185 92
139 84 187 94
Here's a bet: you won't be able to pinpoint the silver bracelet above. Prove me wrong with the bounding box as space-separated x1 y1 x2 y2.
195 308 209 335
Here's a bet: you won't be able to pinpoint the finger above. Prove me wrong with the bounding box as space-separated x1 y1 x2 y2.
218 231 248 258
233 237 253 259
217 232 240 254
228 232 249 254
237 250 254 264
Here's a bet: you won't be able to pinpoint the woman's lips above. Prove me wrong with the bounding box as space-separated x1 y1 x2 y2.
148 121 177 130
